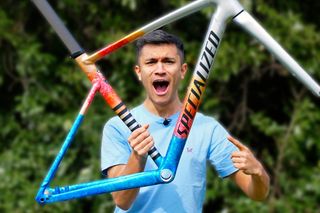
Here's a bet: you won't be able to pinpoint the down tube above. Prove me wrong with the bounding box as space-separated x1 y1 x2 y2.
162 13 227 170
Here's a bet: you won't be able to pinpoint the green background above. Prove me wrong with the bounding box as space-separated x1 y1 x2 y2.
0 0 320 212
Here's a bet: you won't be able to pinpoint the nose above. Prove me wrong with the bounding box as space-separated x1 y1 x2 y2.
154 62 166 75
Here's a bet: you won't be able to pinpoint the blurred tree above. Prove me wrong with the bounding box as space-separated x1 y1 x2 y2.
0 0 319 212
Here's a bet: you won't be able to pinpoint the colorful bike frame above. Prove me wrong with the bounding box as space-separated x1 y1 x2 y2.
32 0 320 205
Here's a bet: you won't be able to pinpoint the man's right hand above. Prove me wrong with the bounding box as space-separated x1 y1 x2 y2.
107 124 154 210
128 124 154 158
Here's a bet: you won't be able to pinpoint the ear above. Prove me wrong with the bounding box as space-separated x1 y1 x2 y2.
180 63 188 80
134 65 142 81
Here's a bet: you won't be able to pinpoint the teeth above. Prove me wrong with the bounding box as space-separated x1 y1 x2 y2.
153 80 168 83
153 80 168 84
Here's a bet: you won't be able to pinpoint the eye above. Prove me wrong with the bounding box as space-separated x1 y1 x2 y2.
146 59 157 65
164 59 175 64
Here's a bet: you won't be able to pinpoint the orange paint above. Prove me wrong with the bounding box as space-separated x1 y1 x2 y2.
174 75 206 139
85 30 145 63
99 81 122 109
75 53 104 83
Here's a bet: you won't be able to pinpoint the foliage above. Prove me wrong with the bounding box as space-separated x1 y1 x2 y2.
0 0 319 212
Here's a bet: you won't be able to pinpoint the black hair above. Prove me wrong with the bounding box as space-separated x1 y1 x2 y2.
135 29 185 64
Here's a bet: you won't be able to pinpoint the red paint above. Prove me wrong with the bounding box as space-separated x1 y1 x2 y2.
97 38 130 58
99 80 122 109
96 31 145 59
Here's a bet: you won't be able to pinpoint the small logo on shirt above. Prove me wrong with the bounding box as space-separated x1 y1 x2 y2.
186 147 193 153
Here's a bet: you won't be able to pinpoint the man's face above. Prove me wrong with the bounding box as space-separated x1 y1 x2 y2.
135 43 187 107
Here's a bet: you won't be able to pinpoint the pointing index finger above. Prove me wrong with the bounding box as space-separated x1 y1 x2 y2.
227 135 248 151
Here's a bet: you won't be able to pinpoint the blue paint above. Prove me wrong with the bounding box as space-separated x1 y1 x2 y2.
35 114 84 204
46 170 162 203
161 135 187 175
154 155 164 167
35 119 189 204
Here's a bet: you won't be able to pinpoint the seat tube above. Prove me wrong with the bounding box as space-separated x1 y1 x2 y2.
160 8 228 175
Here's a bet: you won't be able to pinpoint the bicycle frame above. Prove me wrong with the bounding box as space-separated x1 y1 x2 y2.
32 0 320 205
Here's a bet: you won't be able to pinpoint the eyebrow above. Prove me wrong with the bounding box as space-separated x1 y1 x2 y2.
145 57 176 62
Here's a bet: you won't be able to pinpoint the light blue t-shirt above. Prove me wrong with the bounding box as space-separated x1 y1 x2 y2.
101 104 238 213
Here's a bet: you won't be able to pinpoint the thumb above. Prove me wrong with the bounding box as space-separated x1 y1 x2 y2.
227 135 248 151
142 124 150 129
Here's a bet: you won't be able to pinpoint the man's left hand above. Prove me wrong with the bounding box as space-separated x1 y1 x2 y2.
228 136 263 176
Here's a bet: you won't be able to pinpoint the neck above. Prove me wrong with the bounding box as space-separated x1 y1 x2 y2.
143 98 182 118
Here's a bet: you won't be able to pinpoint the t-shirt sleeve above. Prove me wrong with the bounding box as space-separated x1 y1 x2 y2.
208 122 239 178
101 118 131 176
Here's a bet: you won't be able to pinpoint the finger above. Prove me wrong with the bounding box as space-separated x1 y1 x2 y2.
135 137 154 156
136 130 150 142
231 151 247 158
228 135 248 151
231 157 245 164
128 124 150 141
135 140 154 156
233 162 246 170
142 124 149 129
134 135 153 152
130 131 150 147
138 141 155 156
129 127 144 141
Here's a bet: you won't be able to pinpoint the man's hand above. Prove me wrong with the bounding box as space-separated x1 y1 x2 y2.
107 124 154 210
228 135 263 176
128 124 154 158
228 135 270 201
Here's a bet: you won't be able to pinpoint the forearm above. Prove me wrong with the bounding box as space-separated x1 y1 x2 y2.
109 152 147 210
108 124 153 210
248 165 270 201
228 136 270 201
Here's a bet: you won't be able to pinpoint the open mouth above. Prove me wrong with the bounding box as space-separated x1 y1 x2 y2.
153 80 169 95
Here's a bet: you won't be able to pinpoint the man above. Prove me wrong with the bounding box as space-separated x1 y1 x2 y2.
101 30 270 212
